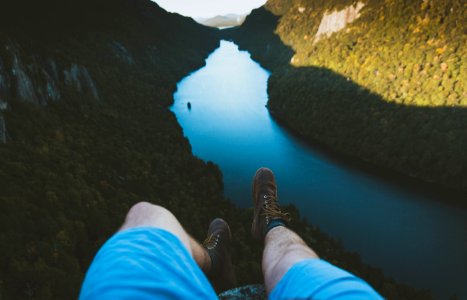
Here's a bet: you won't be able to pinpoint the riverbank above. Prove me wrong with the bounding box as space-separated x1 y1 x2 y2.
171 40 467 298
267 109 467 209
0 1 455 298
226 1 467 196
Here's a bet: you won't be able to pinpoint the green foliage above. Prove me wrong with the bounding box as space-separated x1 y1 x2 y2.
0 0 220 298
273 0 466 108
0 0 437 299
230 0 467 191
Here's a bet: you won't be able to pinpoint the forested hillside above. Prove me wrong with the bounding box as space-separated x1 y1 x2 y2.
0 0 223 298
0 0 433 299
230 0 467 193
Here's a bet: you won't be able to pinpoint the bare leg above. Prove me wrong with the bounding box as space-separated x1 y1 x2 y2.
262 226 319 294
120 202 211 272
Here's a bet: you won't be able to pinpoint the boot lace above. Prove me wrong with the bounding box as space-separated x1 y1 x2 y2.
262 194 291 224
203 234 220 250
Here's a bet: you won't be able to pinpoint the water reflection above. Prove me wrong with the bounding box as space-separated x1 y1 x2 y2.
171 40 467 298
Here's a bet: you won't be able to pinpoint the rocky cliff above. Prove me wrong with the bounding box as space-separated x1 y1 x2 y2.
314 1 364 41
0 41 103 143
2 43 98 104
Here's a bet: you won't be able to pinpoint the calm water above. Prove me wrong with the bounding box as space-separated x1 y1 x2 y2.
171 40 467 298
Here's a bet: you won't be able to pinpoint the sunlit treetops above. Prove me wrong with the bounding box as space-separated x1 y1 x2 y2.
232 0 467 191
268 0 466 107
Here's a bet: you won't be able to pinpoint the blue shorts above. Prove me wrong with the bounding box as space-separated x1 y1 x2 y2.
270 259 383 299
80 227 382 299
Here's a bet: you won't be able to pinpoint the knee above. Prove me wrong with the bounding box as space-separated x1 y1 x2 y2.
120 202 190 251
275 243 318 273
268 243 317 273
124 202 175 226
281 242 318 262
128 201 153 212
128 201 172 215
128 201 164 215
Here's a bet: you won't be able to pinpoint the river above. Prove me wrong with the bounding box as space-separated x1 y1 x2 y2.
170 40 467 299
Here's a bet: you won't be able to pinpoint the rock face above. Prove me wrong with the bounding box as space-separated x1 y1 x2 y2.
110 41 135 65
11 52 39 104
2 42 100 106
64 64 99 100
0 41 103 143
315 2 364 41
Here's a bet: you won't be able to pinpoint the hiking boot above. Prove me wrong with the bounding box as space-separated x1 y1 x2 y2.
202 218 236 292
251 167 290 241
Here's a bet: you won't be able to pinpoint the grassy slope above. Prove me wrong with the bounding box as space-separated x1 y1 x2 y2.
230 0 467 194
0 0 433 299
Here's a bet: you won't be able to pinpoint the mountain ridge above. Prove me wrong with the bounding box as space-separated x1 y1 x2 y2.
196 14 247 28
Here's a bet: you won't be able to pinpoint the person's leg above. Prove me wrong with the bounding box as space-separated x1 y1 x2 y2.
252 167 382 299
262 226 318 293
120 201 212 272
80 201 223 299
119 201 236 292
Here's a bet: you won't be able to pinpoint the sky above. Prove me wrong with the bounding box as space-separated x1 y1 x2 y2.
152 0 267 19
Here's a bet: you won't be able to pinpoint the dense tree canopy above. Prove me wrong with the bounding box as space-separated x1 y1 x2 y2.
230 0 467 193
0 0 435 298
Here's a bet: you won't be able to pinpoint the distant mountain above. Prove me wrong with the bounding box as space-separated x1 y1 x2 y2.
196 14 246 28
